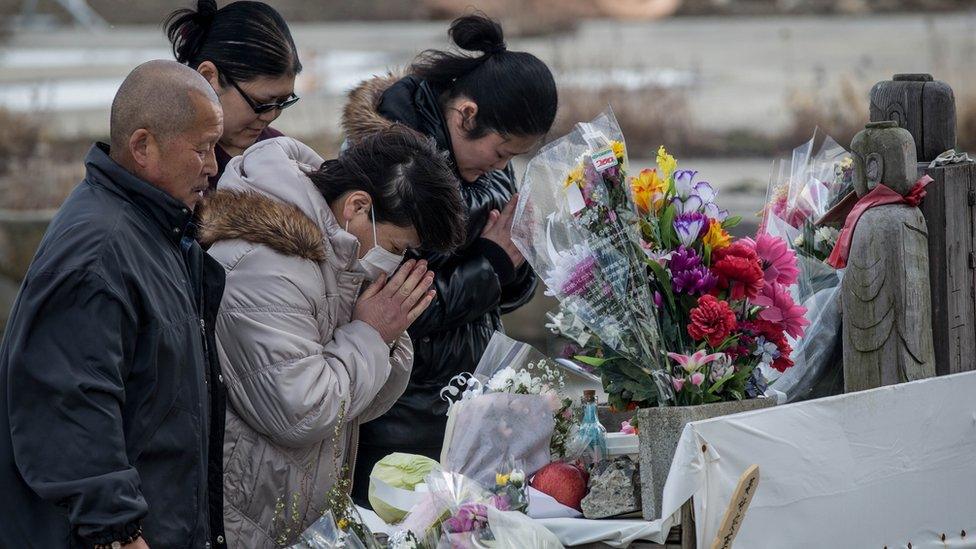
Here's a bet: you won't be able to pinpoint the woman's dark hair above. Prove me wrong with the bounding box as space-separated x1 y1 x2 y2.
310 125 466 253
165 0 301 84
411 13 557 140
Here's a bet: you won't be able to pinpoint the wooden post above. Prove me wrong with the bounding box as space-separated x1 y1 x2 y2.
870 74 956 163
680 501 696 549
917 162 976 375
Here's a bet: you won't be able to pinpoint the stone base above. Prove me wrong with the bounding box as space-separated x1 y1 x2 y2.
637 398 774 520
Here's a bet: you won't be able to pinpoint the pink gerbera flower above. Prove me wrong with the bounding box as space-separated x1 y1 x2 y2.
752 282 810 339
749 233 800 286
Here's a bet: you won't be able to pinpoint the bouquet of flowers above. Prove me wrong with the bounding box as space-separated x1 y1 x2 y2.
287 509 375 549
492 460 529 514
440 332 577 485
441 332 575 462
757 130 851 401
761 130 853 264
391 471 502 549
624 146 809 406
515 109 809 409
512 109 669 406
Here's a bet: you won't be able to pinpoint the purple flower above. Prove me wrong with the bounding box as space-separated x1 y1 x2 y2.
673 212 708 248
490 494 512 512
672 266 717 295
673 170 699 199
445 503 489 533
694 180 716 203
672 195 702 215
673 180 726 220
669 246 701 272
705 203 729 221
653 291 663 308
669 247 716 295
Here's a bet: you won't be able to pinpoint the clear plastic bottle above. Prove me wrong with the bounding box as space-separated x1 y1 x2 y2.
579 389 608 467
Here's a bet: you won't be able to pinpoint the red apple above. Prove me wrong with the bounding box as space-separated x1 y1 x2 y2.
530 462 589 511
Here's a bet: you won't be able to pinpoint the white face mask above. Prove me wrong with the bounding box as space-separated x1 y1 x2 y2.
350 208 404 280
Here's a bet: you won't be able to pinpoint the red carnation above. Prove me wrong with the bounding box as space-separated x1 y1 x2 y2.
711 242 764 300
688 295 738 348
772 345 794 372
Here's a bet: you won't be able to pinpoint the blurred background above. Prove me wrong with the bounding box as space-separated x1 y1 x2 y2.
2 0 975 349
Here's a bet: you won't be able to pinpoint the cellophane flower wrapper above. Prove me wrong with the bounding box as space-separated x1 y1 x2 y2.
441 392 555 489
391 471 502 549
512 108 669 400
760 129 851 263
758 130 850 402
440 332 574 474
287 509 371 549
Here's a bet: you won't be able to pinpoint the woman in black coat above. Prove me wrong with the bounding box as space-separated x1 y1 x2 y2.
341 14 558 505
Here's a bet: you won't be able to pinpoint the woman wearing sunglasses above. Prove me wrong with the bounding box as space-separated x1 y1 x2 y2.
166 0 302 188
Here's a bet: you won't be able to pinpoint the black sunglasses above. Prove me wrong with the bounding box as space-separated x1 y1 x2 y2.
222 71 300 114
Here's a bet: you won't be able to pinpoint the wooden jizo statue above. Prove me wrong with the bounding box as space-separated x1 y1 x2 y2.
841 121 936 392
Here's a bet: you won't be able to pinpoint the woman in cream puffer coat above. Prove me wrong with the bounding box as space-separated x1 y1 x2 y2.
199 132 464 547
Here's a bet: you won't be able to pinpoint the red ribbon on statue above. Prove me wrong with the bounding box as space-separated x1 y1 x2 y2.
826 175 933 269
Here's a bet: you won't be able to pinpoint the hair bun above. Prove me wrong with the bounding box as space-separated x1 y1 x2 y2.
448 13 506 56
195 0 218 25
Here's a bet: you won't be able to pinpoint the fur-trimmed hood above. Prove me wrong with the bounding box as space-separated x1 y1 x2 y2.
341 72 402 143
198 190 325 262
199 136 360 270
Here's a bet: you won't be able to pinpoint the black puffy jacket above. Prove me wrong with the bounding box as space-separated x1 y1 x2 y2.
0 144 227 548
343 75 537 493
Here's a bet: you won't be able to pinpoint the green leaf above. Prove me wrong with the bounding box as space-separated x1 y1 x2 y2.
730 389 744 401
622 381 655 402
647 260 677 312
722 215 742 229
619 361 654 383
733 365 754 382
574 355 609 368
658 205 677 248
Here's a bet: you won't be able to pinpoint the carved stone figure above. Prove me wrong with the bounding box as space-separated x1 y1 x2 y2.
842 121 936 392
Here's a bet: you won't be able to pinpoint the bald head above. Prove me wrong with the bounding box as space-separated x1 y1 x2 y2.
109 60 223 211
110 60 220 155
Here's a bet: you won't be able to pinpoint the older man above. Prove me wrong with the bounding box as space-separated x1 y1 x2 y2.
0 61 227 548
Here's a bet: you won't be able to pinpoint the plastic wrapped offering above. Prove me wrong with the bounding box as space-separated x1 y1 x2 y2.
369 453 440 524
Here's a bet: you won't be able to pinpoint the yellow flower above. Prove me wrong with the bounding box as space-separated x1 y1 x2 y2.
656 146 677 181
611 140 626 160
703 218 731 250
564 163 584 188
496 472 511 486
338 518 349 530
631 168 667 214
